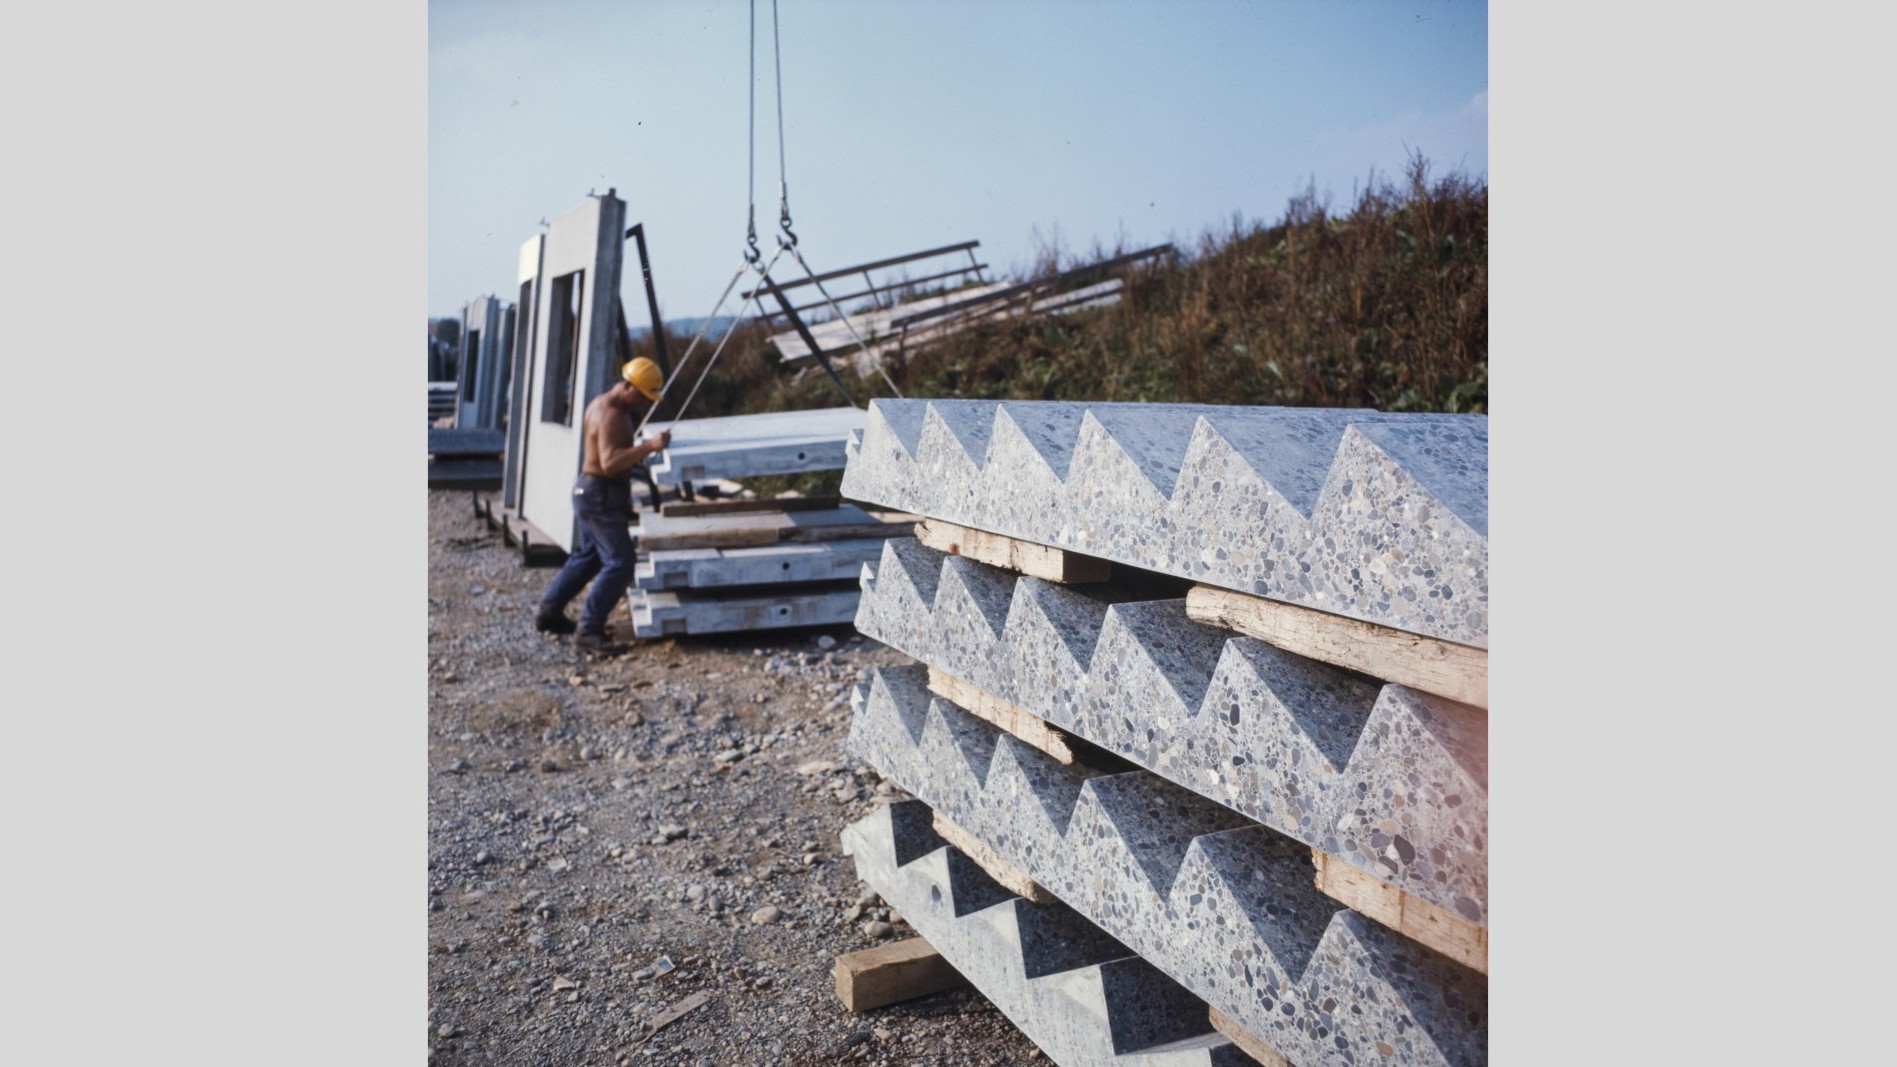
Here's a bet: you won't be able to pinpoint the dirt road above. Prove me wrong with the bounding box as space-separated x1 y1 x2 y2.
425 489 1041 1065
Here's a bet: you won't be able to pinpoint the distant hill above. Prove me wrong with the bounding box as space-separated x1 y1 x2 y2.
626 315 740 341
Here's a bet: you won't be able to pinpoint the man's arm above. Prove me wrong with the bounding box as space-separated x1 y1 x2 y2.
594 420 671 479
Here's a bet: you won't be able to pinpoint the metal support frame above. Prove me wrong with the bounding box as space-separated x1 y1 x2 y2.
756 271 856 407
742 241 987 328
625 223 672 379
888 244 1172 332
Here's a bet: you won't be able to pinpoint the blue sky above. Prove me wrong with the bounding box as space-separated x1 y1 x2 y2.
429 0 1487 321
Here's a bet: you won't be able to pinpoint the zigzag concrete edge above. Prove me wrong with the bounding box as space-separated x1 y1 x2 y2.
841 801 1254 1066
839 399 1487 647
857 537 1487 925
848 664 1488 1067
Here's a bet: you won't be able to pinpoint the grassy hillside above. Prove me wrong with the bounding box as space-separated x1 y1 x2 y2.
632 154 1485 425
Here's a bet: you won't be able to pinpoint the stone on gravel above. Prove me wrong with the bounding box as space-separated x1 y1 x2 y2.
817 635 838 651
751 906 782 925
861 921 892 939
424 489 1041 1064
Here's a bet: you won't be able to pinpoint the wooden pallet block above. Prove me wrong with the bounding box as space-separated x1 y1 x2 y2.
915 518 1111 584
659 495 842 517
497 510 567 568
833 936 969 1013
1312 850 1488 974
1185 585 1488 709
1207 1006 1294 1067
926 667 1079 766
637 506 915 551
930 811 1054 905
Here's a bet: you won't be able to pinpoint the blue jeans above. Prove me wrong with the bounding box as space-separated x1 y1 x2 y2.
538 476 638 635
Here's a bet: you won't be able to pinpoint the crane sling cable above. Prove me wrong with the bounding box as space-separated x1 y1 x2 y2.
625 0 794 439
634 0 877 442
758 0 905 400
633 243 789 440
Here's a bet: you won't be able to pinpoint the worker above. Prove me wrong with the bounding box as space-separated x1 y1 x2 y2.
533 356 672 655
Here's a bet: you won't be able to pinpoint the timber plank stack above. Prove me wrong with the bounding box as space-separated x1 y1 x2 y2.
835 399 1488 1066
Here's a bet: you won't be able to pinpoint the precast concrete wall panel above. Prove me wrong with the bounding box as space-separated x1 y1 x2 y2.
854 538 1487 926
502 234 544 509
645 407 866 486
840 400 1488 648
457 295 511 431
517 194 626 552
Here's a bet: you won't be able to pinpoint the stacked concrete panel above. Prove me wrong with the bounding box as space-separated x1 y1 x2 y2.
635 541 887 592
645 407 866 487
835 399 1488 1063
840 400 1488 648
854 537 1487 926
456 295 515 432
842 801 1253 1066
625 409 911 637
431 298 513 490
848 665 1486 1067
501 233 543 511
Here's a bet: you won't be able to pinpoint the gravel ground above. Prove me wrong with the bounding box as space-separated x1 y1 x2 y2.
426 489 1043 1066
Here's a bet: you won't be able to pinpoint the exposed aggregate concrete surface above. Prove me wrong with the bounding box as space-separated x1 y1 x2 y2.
427 490 1044 1066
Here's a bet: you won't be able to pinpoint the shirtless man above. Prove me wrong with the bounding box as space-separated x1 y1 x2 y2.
534 357 671 655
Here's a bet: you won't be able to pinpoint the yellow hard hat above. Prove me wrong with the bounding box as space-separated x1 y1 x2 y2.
622 356 663 400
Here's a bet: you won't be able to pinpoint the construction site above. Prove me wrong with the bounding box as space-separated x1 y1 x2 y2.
428 7 1486 1066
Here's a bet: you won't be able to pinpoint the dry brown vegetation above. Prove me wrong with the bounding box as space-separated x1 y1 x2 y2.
634 153 1485 426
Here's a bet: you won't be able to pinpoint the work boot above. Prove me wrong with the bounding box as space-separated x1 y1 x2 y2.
534 610 576 635
574 630 628 657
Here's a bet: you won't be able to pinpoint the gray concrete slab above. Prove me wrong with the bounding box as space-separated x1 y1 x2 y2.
513 193 627 553
457 295 513 431
842 802 1255 1066
502 233 544 510
847 664 1488 1067
634 538 893 591
645 407 867 486
840 400 1488 648
855 538 1487 926
628 585 859 638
